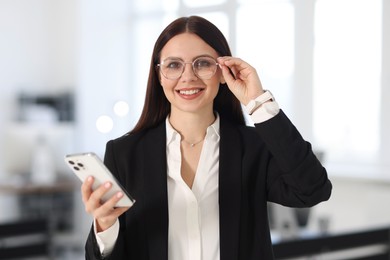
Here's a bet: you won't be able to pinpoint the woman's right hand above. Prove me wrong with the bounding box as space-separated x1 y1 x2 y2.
81 176 130 232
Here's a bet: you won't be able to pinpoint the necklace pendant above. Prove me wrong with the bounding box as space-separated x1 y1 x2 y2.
190 143 195 147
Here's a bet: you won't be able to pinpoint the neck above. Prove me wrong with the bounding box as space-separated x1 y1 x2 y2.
169 110 215 144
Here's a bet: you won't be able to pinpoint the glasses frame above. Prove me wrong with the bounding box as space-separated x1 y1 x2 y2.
157 56 219 80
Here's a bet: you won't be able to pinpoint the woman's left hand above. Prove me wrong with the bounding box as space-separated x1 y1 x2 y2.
218 56 264 105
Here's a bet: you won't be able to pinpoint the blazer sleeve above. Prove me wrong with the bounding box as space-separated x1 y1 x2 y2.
255 110 332 207
85 140 128 260
85 225 104 260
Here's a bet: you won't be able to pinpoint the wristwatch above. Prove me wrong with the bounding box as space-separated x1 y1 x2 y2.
246 90 274 115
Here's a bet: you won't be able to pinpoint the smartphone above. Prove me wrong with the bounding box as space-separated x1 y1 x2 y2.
64 152 135 207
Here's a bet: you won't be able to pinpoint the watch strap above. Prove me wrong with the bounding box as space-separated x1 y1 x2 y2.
245 90 274 115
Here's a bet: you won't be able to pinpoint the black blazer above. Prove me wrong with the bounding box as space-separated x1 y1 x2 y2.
85 110 332 260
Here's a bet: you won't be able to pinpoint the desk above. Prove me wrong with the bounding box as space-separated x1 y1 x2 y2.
0 179 77 231
0 180 75 194
0 178 82 258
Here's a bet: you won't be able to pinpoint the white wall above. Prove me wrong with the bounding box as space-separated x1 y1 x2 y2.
0 0 84 248
0 0 79 172
76 0 134 157
0 0 78 93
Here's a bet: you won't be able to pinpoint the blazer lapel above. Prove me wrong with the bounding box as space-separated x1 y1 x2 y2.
140 119 242 260
219 118 242 260
142 123 169 260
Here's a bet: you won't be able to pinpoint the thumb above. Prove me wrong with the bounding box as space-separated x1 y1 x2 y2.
220 64 236 88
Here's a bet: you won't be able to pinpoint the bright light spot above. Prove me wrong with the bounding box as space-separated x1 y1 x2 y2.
96 115 113 133
113 101 129 117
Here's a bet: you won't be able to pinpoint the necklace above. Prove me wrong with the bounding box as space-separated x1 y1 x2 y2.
182 138 204 147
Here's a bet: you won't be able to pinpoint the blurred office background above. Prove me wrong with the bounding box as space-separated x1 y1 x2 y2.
0 0 389 259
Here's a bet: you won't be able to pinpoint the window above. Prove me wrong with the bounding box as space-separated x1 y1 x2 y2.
237 1 295 113
313 0 383 175
81 0 389 179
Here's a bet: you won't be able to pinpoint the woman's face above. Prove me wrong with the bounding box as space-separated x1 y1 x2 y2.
159 33 224 115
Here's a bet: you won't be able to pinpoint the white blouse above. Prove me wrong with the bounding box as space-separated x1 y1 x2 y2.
94 100 279 259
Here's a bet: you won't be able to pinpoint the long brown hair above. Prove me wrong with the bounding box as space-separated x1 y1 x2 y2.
130 16 245 134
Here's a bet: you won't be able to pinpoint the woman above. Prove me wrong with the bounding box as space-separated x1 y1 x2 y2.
82 16 332 260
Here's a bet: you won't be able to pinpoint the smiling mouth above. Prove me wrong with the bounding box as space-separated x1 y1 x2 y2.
177 89 203 95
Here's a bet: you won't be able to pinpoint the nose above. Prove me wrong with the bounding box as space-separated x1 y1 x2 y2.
180 63 198 81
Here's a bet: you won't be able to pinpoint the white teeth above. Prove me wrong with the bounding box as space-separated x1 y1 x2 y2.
179 89 200 95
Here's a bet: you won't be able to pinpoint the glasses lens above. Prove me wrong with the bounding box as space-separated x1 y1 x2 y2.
160 59 184 79
193 57 218 79
159 57 218 80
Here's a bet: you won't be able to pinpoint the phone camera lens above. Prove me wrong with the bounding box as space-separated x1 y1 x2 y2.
69 160 75 165
77 163 84 168
73 166 80 171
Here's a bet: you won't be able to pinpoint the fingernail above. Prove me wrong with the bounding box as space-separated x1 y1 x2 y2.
116 192 123 198
87 176 93 182
104 182 112 189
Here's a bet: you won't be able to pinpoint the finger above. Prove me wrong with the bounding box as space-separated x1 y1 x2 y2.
95 205 129 225
90 181 112 202
95 205 129 232
100 191 126 213
85 181 112 213
220 64 236 85
222 57 254 77
94 192 130 219
219 57 246 80
218 57 244 69
81 176 94 204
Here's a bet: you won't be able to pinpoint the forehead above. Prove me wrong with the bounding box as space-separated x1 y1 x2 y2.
160 33 218 60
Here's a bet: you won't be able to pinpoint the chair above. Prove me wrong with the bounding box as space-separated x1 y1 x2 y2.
0 218 51 259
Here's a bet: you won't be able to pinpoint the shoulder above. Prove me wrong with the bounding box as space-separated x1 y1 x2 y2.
107 121 166 152
103 122 166 174
219 116 264 146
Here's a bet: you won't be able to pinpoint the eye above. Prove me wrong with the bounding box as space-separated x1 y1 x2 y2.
194 58 213 69
165 60 183 70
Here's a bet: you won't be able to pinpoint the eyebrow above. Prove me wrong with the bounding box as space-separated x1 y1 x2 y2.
162 54 216 61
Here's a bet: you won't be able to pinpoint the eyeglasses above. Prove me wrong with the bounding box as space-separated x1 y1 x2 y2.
157 56 219 80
